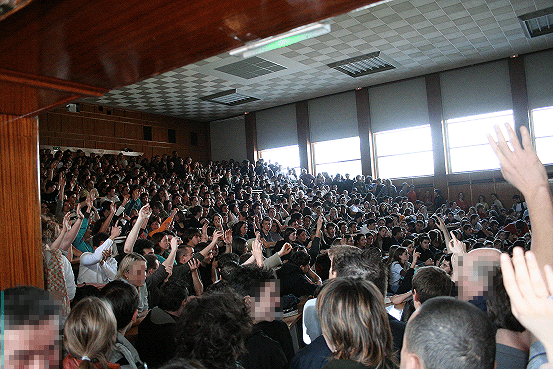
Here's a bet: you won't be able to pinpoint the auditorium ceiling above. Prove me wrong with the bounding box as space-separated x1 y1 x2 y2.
86 0 553 122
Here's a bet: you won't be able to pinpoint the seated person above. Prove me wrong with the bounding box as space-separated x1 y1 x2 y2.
136 279 189 368
174 291 252 369
102 280 144 369
78 225 121 285
401 266 453 322
227 265 293 367
63 296 118 369
401 297 495 369
276 250 321 298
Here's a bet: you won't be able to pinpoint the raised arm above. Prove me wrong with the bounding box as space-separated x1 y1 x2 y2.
97 201 116 235
60 211 83 251
123 204 151 254
488 124 553 268
436 216 452 253
199 230 223 258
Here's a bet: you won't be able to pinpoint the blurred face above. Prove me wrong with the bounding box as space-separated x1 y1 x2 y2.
297 230 307 243
262 219 271 232
241 223 248 235
4 318 61 369
406 243 414 255
251 281 281 321
127 261 147 287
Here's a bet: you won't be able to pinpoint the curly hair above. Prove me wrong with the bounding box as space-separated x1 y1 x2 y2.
175 290 252 369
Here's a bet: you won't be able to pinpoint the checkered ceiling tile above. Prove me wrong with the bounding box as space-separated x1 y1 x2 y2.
84 0 553 122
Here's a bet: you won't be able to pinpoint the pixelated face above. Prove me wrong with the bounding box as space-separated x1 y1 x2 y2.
3 318 61 369
454 249 500 301
128 261 147 287
251 280 281 321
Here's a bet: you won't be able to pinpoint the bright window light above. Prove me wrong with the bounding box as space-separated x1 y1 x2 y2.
313 137 362 177
258 145 300 171
532 106 553 165
446 110 514 173
374 125 433 179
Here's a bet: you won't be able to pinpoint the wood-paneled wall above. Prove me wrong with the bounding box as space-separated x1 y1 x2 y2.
38 103 211 161
0 114 43 289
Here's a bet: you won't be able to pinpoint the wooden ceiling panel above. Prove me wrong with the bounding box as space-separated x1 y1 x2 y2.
0 0 380 91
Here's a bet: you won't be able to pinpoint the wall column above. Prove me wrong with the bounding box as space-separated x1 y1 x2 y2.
296 101 311 173
0 114 43 289
425 73 447 190
508 55 530 140
244 112 257 163
355 88 373 177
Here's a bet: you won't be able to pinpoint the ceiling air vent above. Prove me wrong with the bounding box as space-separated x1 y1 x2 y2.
519 6 553 38
215 56 287 79
200 89 259 106
328 51 395 77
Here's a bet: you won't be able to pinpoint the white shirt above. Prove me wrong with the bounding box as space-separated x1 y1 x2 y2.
301 297 322 345
77 239 118 284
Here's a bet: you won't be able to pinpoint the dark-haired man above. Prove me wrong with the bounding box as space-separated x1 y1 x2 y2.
102 280 144 369
401 297 495 369
136 279 189 368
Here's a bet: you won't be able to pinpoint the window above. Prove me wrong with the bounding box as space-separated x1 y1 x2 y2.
446 110 513 173
258 145 300 171
374 125 433 179
532 106 553 165
312 137 362 177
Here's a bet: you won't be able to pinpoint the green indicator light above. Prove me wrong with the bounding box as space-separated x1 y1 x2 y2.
258 34 311 53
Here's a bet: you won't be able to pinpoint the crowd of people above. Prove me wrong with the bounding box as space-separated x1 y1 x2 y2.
4 124 553 369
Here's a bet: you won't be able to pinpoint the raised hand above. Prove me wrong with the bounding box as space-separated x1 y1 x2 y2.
76 203 84 219
138 203 152 219
501 247 553 360
188 258 200 271
170 235 179 252
487 124 548 197
110 221 122 239
278 242 293 258
212 230 223 243
449 231 466 254
224 229 233 244
62 212 71 233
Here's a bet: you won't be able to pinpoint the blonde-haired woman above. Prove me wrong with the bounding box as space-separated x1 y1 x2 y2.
63 297 119 369
116 253 149 315
317 278 398 369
